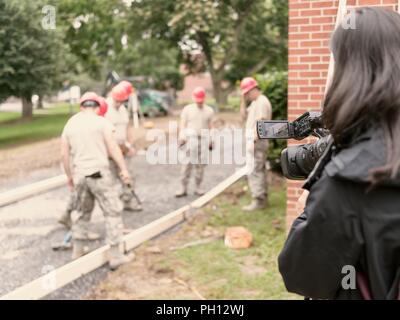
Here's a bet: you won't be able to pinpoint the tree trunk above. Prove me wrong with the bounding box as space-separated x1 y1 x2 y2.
212 78 229 109
37 95 44 109
22 96 33 118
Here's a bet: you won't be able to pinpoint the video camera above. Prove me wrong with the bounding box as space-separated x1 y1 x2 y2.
257 111 330 180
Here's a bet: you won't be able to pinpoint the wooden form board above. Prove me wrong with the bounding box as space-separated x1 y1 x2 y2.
0 175 67 208
123 205 190 251
190 166 248 209
1 167 246 300
1 246 110 300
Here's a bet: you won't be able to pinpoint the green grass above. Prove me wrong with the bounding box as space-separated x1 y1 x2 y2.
160 181 300 300
0 103 78 148
223 96 240 111
0 111 20 123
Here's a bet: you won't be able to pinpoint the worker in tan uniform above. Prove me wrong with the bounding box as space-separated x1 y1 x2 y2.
58 95 109 230
120 80 141 129
105 83 142 212
240 77 272 212
61 92 134 269
175 87 215 197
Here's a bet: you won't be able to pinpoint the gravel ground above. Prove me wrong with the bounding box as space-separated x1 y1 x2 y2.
0 142 241 299
0 138 62 185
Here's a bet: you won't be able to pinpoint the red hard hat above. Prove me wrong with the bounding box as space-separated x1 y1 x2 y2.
80 92 101 107
240 77 258 95
119 80 134 95
97 96 108 117
111 84 129 102
192 87 206 103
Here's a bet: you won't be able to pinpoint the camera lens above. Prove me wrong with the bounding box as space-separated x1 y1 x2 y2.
280 136 330 180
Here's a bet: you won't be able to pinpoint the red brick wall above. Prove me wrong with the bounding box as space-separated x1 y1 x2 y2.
177 72 213 104
287 0 399 228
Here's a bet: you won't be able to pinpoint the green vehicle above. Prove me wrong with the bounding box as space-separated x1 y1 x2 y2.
138 89 172 117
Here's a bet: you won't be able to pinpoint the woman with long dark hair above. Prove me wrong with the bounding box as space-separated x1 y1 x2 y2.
279 7 400 300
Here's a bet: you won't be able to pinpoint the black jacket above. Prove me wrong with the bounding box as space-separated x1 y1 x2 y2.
278 129 400 300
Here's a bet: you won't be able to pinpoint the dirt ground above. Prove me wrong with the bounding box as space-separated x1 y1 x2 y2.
86 173 291 300
0 138 60 181
0 110 241 182
86 210 216 300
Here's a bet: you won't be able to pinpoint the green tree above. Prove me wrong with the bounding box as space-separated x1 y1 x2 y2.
127 0 287 106
0 0 66 118
110 39 183 90
56 0 127 78
56 0 183 91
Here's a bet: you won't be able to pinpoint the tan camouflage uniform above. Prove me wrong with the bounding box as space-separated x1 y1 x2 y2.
245 94 272 202
180 136 208 188
105 99 140 210
65 191 77 214
179 103 214 192
72 171 124 245
62 111 124 247
109 157 139 208
247 140 269 200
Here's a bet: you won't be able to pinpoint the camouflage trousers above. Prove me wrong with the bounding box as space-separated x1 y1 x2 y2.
72 170 124 246
247 140 268 200
180 136 208 188
65 190 77 215
109 157 139 208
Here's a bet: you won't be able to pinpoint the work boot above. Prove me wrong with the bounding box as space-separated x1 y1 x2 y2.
81 231 101 241
71 240 90 260
242 198 267 212
124 199 143 212
109 246 135 271
58 211 72 229
194 185 205 196
175 185 187 197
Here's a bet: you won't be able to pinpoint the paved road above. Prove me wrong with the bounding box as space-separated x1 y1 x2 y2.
0 138 243 299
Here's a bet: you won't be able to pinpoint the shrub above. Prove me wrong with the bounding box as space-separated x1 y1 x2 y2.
255 71 288 173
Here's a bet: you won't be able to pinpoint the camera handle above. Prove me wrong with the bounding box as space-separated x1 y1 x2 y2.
312 128 329 139
303 135 334 191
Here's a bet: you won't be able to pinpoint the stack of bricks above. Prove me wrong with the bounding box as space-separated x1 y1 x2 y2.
287 0 399 228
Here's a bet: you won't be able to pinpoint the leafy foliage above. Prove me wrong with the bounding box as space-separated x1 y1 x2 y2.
126 0 288 105
0 0 287 117
0 0 67 110
109 39 183 90
256 71 288 172
56 0 127 77
56 0 184 90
